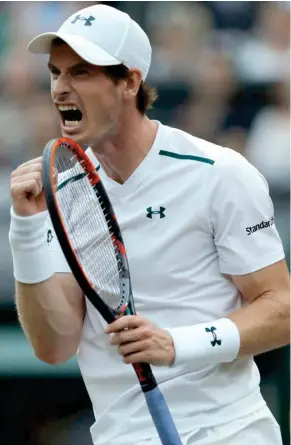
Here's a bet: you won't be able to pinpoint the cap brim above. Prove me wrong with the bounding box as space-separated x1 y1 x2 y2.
27 32 121 67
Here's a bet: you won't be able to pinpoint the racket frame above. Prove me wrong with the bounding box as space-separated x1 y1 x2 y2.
42 137 182 445
42 138 156 391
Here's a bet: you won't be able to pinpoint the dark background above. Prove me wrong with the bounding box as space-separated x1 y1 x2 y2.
0 2 289 444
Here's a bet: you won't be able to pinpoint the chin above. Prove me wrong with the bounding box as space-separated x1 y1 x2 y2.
60 122 112 148
60 130 89 147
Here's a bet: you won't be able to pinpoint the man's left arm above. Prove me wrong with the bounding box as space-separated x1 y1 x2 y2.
229 258 290 357
105 261 290 366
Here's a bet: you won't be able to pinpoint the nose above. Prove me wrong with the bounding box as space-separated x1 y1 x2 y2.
51 74 71 100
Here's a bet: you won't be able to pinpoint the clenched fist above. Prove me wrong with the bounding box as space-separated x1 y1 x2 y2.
10 157 47 217
105 315 176 367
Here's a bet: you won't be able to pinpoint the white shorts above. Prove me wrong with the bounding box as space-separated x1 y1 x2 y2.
137 405 282 445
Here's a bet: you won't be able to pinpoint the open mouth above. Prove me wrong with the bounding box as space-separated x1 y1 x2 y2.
58 105 83 128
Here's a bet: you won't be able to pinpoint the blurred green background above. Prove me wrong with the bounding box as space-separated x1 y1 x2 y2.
0 2 289 444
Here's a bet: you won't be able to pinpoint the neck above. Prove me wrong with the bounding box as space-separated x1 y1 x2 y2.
90 113 158 184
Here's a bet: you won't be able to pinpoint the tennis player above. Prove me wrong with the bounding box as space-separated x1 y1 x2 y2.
9 5 289 445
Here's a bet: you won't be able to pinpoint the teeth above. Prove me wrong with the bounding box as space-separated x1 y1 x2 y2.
58 105 78 111
64 120 80 127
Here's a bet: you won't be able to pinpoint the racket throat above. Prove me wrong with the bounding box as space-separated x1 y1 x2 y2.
133 363 157 392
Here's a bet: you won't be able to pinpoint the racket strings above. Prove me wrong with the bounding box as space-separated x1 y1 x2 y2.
54 148 122 309
82 242 123 269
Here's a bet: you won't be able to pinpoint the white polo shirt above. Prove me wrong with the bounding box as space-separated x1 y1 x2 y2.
46 122 285 445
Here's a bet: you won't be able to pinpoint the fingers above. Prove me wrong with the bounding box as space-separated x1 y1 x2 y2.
119 329 176 366
11 162 58 184
11 163 42 178
105 315 148 334
108 318 156 364
11 171 42 185
106 317 175 367
10 157 52 216
11 160 43 201
118 339 150 357
110 325 152 345
11 172 43 197
123 351 151 365
16 157 43 169
11 179 42 199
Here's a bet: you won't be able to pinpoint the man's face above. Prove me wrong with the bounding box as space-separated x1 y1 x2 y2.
49 44 125 146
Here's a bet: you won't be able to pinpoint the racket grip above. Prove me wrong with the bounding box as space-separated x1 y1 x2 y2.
144 386 182 445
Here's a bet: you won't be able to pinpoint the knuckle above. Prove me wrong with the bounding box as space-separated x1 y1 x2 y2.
32 172 41 182
30 164 42 174
113 333 120 344
118 345 126 355
15 162 42 175
141 326 152 338
143 350 151 361
11 169 23 179
10 169 42 184
132 315 141 325
142 339 151 349
30 177 38 186
10 185 19 198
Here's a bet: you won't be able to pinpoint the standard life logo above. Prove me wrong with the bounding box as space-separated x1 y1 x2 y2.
246 216 274 235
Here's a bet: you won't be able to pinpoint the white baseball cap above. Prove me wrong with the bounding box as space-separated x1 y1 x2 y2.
27 4 152 80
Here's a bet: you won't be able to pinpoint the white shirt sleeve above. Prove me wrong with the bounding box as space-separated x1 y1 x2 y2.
45 214 72 274
209 151 285 275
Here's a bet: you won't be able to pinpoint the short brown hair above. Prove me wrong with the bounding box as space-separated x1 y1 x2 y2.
102 65 157 114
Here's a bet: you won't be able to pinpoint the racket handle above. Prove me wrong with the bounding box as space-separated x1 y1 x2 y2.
144 386 182 445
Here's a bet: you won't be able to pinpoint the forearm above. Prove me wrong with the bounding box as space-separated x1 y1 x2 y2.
167 291 289 367
228 291 290 357
16 276 84 364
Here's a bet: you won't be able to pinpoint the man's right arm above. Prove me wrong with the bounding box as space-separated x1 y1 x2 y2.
15 273 85 364
10 157 85 365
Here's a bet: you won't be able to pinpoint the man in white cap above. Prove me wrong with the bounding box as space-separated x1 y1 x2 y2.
9 4 289 445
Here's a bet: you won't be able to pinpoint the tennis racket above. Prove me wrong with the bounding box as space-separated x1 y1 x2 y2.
42 138 182 445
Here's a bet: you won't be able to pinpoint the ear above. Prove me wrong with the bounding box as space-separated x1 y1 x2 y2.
123 69 142 101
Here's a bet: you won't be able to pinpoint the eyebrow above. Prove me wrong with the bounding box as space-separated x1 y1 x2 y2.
47 62 92 73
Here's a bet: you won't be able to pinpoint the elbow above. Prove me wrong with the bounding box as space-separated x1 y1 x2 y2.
31 333 81 365
34 348 76 365
281 296 290 343
283 314 290 346
276 301 290 348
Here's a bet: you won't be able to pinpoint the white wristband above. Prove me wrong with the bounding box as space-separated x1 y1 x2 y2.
166 318 240 367
9 208 54 284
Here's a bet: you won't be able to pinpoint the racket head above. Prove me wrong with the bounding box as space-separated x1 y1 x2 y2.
42 138 135 322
